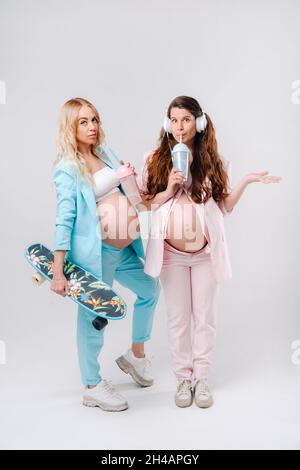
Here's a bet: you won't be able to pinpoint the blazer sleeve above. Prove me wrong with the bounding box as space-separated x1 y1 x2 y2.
217 159 234 216
53 166 77 251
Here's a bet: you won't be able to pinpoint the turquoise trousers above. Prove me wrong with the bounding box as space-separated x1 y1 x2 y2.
76 242 161 386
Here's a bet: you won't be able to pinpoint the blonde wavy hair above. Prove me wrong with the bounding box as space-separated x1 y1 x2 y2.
54 97 105 183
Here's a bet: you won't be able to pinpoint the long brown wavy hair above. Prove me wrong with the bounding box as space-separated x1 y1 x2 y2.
145 96 230 204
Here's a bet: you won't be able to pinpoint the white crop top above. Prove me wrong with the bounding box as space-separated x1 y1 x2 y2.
93 166 120 203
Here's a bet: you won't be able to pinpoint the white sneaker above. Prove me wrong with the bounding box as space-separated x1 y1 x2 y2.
194 379 213 408
175 378 193 408
116 349 154 387
82 380 128 412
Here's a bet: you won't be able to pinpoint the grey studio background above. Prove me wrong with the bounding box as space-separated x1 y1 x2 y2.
0 0 299 450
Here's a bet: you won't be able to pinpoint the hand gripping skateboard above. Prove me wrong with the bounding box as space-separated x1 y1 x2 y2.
24 243 127 331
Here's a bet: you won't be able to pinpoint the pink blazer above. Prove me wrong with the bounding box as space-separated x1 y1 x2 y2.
139 155 233 284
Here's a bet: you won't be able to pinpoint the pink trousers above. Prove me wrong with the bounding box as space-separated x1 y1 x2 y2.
160 240 219 380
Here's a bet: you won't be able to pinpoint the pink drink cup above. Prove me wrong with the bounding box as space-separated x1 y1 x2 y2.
116 165 142 206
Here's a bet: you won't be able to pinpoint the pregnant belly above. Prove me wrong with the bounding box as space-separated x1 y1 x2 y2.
165 192 208 253
96 191 140 249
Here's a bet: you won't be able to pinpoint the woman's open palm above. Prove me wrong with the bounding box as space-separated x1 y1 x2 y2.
247 171 282 184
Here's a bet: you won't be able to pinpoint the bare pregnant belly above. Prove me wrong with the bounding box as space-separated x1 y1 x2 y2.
165 192 208 253
96 191 140 249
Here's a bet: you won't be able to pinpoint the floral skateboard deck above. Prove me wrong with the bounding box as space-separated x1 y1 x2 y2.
25 243 127 321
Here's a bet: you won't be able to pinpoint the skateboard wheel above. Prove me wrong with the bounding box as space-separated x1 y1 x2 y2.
32 272 46 285
92 316 108 331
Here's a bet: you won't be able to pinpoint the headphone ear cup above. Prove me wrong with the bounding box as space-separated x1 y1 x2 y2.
163 116 172 134
196 113 207 133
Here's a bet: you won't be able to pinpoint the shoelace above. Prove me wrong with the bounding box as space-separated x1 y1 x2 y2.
142 358 152 373
102 380 122 398
177 379 192 394
134 355 153 375
195 380 210 396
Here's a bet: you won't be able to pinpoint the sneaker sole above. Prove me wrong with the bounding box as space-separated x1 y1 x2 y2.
115 356 153 387
82 397 128 412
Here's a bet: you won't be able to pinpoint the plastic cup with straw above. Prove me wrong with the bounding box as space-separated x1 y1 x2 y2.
171 135 190 182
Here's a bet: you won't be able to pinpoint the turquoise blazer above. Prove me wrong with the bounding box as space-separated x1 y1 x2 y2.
53 147 145 279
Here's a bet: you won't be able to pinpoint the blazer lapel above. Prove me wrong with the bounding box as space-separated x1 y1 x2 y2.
80 180 97 219
99 153 114 169
98 146 116 170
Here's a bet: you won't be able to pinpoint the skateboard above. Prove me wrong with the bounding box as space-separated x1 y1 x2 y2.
24 243 127 330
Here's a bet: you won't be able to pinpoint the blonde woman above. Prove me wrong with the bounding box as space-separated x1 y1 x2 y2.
51 98 160 412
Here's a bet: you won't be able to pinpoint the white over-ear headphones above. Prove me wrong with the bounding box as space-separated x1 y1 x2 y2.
163 110 207 134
